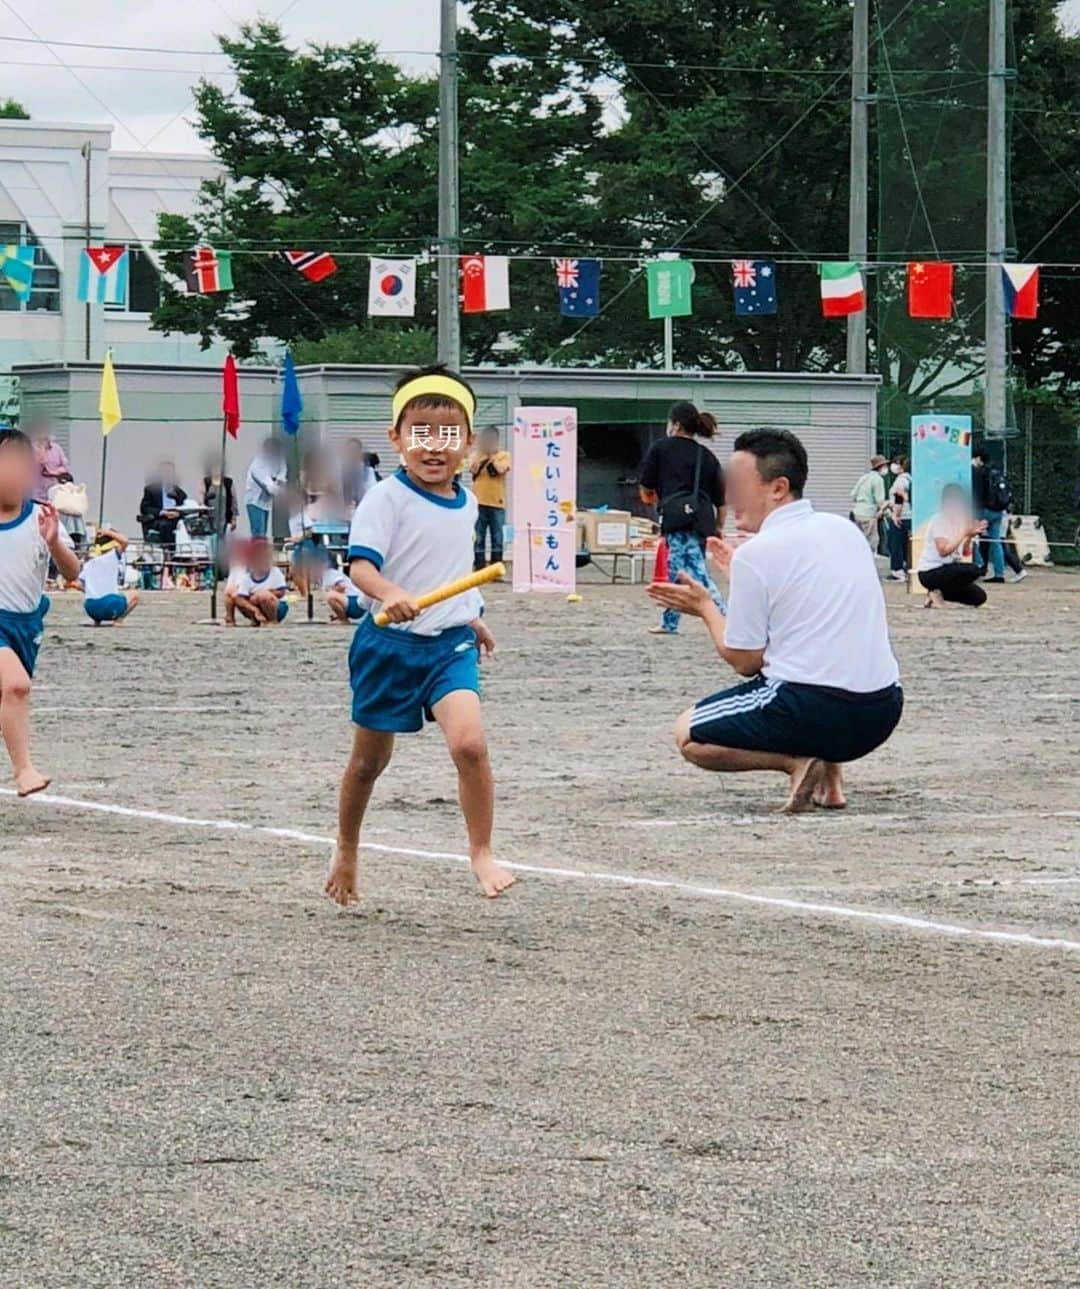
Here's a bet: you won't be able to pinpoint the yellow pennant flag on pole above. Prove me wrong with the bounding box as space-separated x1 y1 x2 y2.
99 351 122 436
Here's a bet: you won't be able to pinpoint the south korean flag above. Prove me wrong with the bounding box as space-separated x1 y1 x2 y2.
368 257 417 318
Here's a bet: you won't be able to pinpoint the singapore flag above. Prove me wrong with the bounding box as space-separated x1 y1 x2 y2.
368 258 417 318
461 254 511 313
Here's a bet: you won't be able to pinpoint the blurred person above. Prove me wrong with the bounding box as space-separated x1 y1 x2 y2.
244 438 287 537
1000 508 1028 582
29 420 71 504
0 428 80 796
972 446 1011 583
138 460 187 547
202 460 238 536
648 428 902 814
322 559 366 624
341 438 375 513
469 425 511 570
230 537 288 626
78 526 138 625
849 454 888 552
886 456 912 580
639 400 727 635
916 484 988 608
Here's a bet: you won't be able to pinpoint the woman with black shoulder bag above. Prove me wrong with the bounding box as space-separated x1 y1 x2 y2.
639 400 728 635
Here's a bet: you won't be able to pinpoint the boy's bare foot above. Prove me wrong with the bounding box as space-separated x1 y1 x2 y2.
471 851 516 898
324 847 359 907
783 758 824 814
16 767 51 798
813 763 847 809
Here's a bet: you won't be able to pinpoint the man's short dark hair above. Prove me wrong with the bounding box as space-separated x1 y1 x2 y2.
0 427 31 452
732 427 809 498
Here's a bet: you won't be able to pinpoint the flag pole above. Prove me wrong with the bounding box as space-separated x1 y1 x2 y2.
663 316 674 371
210 412 228 621
97 427 108 527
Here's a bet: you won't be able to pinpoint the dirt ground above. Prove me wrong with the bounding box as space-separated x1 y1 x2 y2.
1 569 1078 1288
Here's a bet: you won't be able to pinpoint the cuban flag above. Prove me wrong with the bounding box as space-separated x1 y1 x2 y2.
1002 263 1039 320
555 258 600 317
732 259 777 316
368 258 416 317
461 254 510 313
78 246 128 305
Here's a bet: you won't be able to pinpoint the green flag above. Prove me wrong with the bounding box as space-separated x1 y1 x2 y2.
646 258 693 319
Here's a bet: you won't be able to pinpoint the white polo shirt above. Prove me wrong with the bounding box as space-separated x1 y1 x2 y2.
724 499 899 692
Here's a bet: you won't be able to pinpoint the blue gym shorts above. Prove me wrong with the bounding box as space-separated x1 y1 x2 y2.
346 594 365 621
85 593 129 624
276 599 289 622
349 615 479 733
689 674 903 764
0 597 49 678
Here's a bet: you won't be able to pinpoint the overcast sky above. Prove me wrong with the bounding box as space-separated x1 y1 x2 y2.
2 0 1079 153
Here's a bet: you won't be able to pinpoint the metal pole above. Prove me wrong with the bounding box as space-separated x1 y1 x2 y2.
1023 402 1033 513
663 316 674 371
210 416 228 620
846 0 869 375
984 0 1008 439
82 141 92 362
97 428 108 527
437 0 461 369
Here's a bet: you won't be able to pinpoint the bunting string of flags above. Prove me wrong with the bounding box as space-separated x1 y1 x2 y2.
1 244 36 302
54 241 1045 324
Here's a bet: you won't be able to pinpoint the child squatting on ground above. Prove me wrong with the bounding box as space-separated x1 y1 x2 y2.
79 527 139 625
324 366 516 904
0 428 82 796
225 538 289 627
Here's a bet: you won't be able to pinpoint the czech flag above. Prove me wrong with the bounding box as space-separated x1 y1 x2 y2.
461 254 510 313
1002 264 1039 320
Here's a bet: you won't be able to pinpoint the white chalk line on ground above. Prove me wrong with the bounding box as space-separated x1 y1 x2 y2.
2 789 1079 954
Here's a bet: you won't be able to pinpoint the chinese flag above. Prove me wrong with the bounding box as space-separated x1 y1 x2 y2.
908 262 954 319
222 353 240 438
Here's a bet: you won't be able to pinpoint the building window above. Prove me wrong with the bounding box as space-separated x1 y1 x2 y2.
105 245 160 315
0 223 60 313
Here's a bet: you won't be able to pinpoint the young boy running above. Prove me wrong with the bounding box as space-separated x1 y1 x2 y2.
79 526 139 624
325 367 514 904
0 429 81 795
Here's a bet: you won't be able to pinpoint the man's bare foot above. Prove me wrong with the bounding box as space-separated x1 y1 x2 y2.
471 851 516 898
813 763 847 809
783 758 824 814
325 847 359 907
924 590 945 609
16 767 50 798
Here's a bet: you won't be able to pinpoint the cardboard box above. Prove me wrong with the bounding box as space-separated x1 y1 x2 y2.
581 509 632 552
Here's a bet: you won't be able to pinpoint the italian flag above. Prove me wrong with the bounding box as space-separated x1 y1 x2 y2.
819 261 865 317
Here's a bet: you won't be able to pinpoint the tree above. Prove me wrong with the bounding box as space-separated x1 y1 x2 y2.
0 98 28 119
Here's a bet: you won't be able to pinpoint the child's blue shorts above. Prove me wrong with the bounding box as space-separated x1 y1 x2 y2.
0 597 49 678
85 593 129 623
346 595 365 621
276 599 289 622
349 615 479 733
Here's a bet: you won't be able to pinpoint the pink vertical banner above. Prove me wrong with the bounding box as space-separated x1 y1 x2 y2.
511 405 577 593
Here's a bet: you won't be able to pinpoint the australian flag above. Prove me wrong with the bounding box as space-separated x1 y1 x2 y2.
556 258 600 317
732 259 777 316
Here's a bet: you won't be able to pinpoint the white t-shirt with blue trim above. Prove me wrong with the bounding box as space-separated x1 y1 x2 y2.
0 501 74 614
234 566 286 598
347 469 481 636
81 549 123 600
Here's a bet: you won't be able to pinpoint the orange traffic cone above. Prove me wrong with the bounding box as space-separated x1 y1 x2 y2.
652 538 669 583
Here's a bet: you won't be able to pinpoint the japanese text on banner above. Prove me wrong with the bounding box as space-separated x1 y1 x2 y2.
510 406 577 593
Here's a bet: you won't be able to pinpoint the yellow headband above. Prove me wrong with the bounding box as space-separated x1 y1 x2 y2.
392 374 476 430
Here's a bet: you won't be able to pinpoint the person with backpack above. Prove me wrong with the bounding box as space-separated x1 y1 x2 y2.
639 401 727 635
972 446 1011 582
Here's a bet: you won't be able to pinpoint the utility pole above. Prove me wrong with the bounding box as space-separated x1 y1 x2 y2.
846 0 869 375
437 0 461 370
984 0 1008 438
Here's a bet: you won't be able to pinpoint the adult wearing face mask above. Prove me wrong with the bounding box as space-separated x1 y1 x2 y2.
887 456 912 581
849 455 889 553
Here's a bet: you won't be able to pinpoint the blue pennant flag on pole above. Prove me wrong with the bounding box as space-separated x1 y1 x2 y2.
281 351 302 435
732 259 777 316
555 258 601 317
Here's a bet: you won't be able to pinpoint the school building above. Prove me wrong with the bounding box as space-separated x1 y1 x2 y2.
14 361 880 532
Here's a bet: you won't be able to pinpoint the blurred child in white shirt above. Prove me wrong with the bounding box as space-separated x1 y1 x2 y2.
229 538 288 626
79 526 139 624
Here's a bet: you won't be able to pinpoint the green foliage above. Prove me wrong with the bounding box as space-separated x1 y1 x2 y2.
0 97 28 119
291 326 437 366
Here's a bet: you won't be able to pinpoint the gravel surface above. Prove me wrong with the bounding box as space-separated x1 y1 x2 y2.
2 572 1078 1287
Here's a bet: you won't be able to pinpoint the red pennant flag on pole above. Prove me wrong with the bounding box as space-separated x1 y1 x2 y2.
907 262 954 319
222 354 240 438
